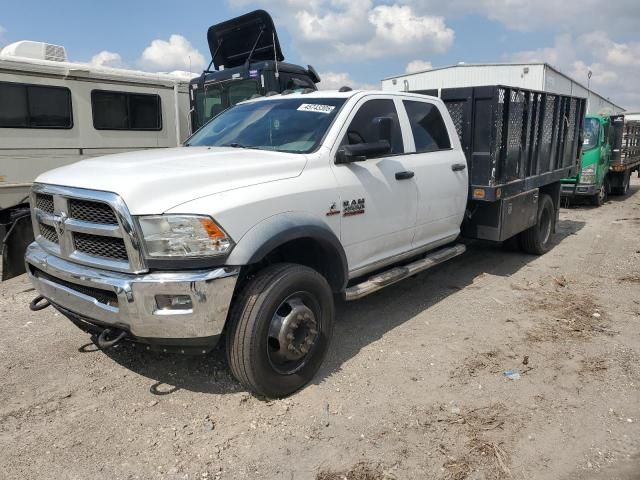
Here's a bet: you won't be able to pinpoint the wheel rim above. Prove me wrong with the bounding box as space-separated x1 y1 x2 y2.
539 205 552 245
598 184 606 203
267 292 320 375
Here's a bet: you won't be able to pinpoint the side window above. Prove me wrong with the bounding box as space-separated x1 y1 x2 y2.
92 90 162 131
342 99 404 154
403 100 451 152
0 81 72 129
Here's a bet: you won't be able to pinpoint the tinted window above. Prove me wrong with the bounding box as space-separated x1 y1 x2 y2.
92 90 161 130
342 99 404 154
0 82 72 129
227 80 259 106
283 75 315 91
403 100 451 152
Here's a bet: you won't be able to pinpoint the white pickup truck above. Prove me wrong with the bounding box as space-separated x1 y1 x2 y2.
25 88 584 397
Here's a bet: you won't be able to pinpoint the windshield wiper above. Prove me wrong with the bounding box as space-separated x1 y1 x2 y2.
223 142 248 148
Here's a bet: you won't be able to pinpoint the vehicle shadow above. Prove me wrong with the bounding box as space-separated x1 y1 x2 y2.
99 218 586 397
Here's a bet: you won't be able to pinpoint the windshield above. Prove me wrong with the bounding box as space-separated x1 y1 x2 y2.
583 118 600 150
186 97 346 153
193 79 259 131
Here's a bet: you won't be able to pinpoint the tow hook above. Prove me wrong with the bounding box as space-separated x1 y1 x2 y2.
96 328 127 350
29 295 51 311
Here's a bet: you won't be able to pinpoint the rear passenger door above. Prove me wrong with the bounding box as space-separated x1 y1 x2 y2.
398 98 468 248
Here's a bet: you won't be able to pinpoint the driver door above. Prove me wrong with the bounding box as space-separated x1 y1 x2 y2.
330 96 418 277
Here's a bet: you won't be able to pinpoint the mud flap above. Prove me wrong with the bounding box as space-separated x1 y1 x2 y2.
1 206 34 281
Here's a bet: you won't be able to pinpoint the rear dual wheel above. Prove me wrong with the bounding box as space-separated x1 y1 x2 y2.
225 263 334 398
519 194 554 255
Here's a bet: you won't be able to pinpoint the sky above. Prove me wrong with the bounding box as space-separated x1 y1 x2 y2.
1 0 639 109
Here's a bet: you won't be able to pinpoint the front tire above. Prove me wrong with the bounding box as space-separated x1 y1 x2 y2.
519 194 554 255
591 177 608 206
226 263 335 398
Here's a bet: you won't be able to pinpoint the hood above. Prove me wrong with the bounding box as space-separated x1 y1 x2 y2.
207 10 283 69
36 147 306 215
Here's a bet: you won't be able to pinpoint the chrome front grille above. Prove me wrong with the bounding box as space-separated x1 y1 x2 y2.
39 223 59 244
31 184 146 274
74 232 128 260
69 199 118 225
35 194 55 214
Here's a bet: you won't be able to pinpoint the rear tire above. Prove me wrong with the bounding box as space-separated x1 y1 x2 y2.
612 171 631 196
519 194 554 255
225 263 334 398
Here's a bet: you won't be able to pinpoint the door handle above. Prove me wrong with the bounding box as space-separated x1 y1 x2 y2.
451 163 467 171
395 171 415 180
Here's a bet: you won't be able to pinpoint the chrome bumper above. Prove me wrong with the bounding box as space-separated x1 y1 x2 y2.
25 242 239 341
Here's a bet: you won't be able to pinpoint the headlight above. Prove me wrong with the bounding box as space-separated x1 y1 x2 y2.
137 215 233 258
580 165 596 184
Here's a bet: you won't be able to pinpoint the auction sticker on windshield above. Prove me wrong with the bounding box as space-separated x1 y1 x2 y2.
297 104 336 114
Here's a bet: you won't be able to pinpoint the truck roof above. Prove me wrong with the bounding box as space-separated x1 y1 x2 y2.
240 89 441 103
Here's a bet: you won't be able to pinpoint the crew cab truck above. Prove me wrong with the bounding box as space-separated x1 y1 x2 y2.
561 114 640 205
190 10 320 132
25 87 585 398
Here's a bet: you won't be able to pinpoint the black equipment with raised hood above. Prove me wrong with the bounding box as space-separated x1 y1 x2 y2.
207 10 283 70
189 10 321 133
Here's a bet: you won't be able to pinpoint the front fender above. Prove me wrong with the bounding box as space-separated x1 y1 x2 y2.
226 212 348 290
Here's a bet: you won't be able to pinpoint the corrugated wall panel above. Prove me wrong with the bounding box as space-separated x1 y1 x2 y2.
381 64 623 114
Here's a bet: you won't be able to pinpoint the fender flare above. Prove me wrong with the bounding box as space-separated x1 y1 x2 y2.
226 212 348 291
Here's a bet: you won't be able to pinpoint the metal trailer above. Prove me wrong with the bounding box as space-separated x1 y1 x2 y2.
610 118 640 188
418 85 586 243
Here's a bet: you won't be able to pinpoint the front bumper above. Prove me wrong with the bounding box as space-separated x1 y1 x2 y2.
561 183 598 197
25 242 239 347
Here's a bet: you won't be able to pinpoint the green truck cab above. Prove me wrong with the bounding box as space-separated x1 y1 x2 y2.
562 114 640 206
561 115 613 206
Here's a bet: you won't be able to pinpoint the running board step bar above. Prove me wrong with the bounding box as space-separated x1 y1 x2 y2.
344 244 466 301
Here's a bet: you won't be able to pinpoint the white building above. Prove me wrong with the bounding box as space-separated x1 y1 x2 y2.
381 63 623 115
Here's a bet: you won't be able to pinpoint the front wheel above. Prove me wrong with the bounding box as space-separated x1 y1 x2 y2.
591 178 608 206
225 263 335 398
519 194 555 255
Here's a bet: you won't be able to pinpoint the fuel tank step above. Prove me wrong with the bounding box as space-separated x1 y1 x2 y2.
344 243 466 301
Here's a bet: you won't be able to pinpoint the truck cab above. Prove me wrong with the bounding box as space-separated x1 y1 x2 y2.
561 114 617 206
189 10 320 132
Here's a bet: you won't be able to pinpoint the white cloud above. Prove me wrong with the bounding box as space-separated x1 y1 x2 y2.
228 1 454 62
400 0 640 33
318 71 377 90
89 51 124 68
139 34 205 72
406 59 433 74
510 32 640 110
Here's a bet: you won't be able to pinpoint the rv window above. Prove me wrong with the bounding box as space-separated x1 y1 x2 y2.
402 100 451 152
92 90 162 131
0 82 72 129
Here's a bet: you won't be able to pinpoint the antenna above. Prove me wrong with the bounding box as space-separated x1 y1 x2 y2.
273 31 279 79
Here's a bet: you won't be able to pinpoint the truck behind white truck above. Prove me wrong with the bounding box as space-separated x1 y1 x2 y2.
25 88 585 397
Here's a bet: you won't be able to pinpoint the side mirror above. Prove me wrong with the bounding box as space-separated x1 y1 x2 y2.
336 140 391 164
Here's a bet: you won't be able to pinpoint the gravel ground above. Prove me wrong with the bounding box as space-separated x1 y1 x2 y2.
1 178 639 480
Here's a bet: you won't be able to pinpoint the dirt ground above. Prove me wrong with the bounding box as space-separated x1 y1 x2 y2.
1 179 639 480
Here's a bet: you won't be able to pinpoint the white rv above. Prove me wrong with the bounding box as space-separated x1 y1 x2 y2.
0 41 192 279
